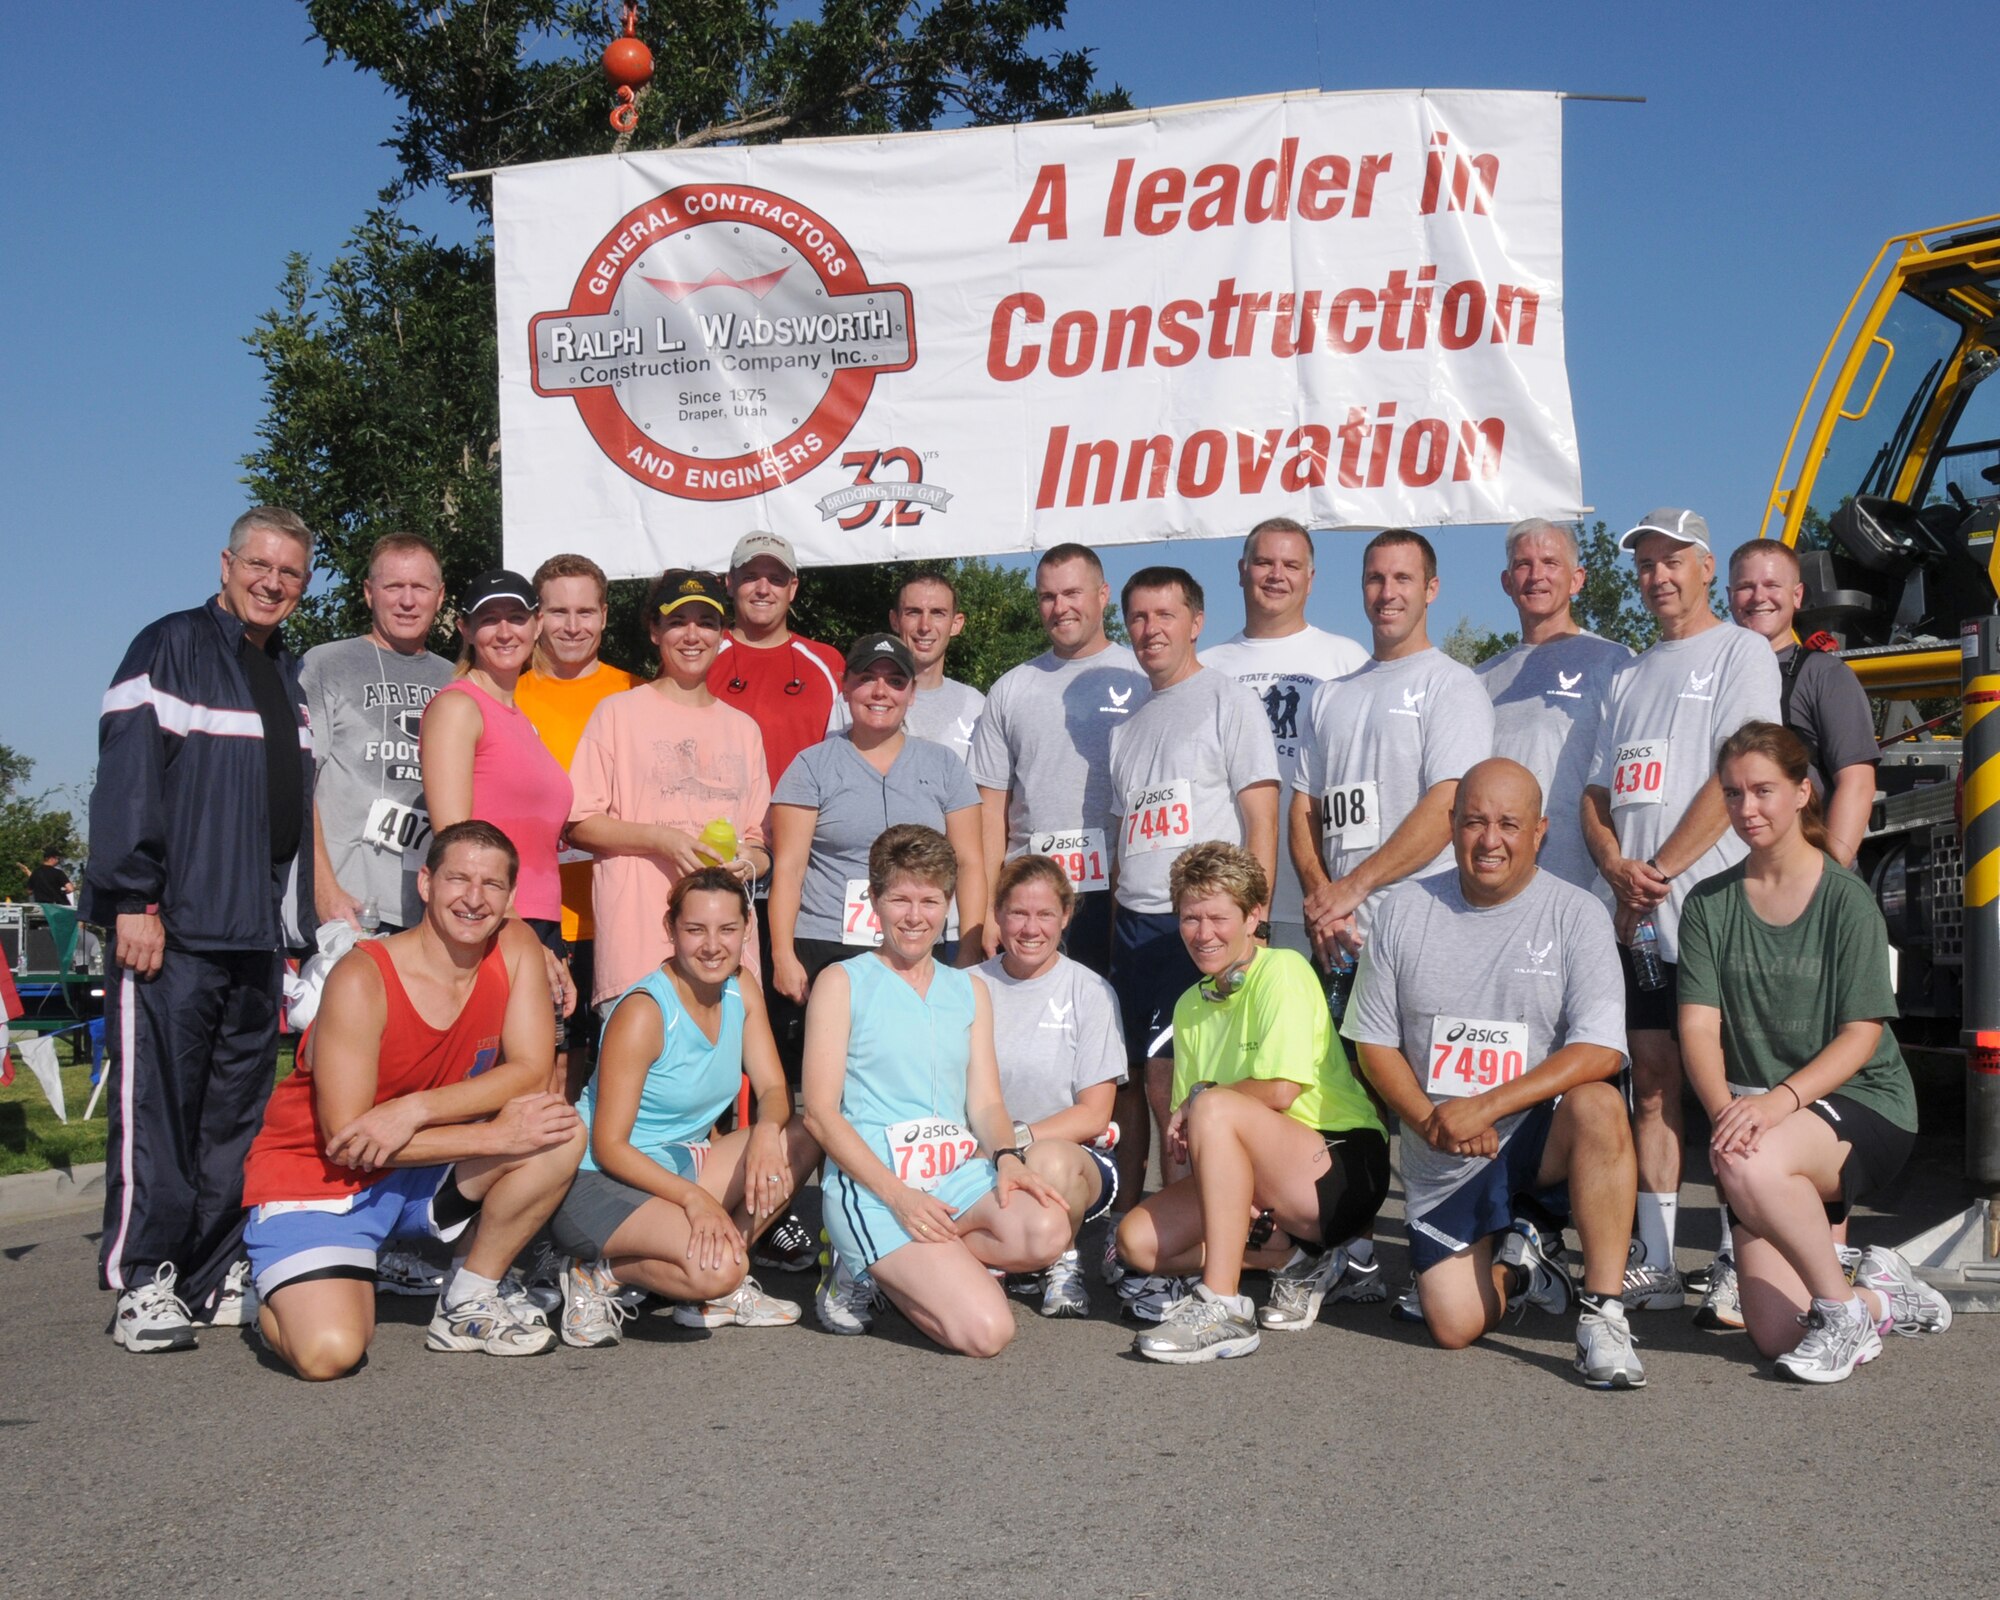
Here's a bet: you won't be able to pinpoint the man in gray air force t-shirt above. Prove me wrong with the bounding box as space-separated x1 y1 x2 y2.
1343 759 1642 1386
1580 507 1781 1297
1476 518 1631 892
891 572 987 764
300 534 455 931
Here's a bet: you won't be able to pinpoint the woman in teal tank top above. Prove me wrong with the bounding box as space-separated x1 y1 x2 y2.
547 867 822 1345
802 825 1072 1356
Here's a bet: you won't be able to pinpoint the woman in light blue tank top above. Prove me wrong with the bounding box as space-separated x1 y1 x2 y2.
802 825 1073 1356
548 867 822 1342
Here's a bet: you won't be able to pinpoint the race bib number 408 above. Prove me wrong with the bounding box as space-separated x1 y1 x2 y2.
1427 1016 1529 1100
1321 779 1381 853
884 1118 980 1193
1123 779 1193 856
1031 828 1109 891
1610 740 1667 809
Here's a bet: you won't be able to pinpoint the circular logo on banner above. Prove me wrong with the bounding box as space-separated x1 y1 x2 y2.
528 184 916 501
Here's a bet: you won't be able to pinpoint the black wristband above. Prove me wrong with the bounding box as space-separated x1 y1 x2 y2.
994 1146 1027 1167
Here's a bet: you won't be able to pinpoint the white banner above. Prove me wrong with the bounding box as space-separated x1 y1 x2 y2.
494 90 1579 576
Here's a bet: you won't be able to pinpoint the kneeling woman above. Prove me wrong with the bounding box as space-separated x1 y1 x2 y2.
978 854 1130 1318
548 867 821 1347
804 824 1073 1356
1680 721 1950 1384
1114 843 1389 1363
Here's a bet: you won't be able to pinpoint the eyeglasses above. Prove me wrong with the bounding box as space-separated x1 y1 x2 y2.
228 553 308 590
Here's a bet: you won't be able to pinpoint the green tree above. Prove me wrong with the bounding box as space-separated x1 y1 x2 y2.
247 2 1128 654
0 746 87 902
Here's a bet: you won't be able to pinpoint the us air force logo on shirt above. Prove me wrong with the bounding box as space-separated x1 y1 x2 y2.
1680 670 1716 702
1040 997 1076 1032
1104 684 1134 713
1513 935 1560 979
1549 670 1585 700
1391 686 1425 718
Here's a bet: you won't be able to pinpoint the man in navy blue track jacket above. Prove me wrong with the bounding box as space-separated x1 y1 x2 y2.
83 506 320 1351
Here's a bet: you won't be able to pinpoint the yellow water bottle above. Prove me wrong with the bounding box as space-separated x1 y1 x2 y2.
695 818 737 866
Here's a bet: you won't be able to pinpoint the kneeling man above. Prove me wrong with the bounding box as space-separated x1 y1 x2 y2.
1343 758 1645 1388
242 820 586 1378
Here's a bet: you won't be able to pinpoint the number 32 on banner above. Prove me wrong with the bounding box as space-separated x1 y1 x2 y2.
837 448 929 530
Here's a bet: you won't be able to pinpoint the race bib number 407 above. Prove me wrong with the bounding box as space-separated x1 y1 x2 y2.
1123 779 1193 856
884 1118 980 1193
1321 779 1382 853
1031 828 1110 891
1610 740 1667 808
364 797 433 871
1427 1016 1529 1100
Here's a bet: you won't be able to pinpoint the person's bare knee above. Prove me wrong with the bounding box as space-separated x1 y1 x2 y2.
1183 1081 1242 1163
1116 1208 1160 1273
282 1320 369 1382
946 1302 1015 1359
1024 1201 1071 1264
682 1257 747 1303
1564 1081 1630 1146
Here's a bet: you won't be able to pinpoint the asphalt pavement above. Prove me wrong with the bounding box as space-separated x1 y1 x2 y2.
4 1136 1994 1600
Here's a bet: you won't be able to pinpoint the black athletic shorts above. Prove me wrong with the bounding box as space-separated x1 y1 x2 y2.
1723 1091 1914 1227
1617 944 1679 1035
1309 1127 1391 1249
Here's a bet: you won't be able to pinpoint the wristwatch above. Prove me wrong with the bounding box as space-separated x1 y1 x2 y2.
1011 1119 1036 1150
1185 1080 1218 1106
993 1146 1028 1167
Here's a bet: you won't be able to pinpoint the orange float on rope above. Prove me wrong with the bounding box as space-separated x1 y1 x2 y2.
605 4 653 133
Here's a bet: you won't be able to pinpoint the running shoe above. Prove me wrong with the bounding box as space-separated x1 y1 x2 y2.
202 1258 258 1328
1574 1299 1646 1389
109 1264 198 1354
1775 1299 1882 1384
1323 1251 1387 1304
752 1212 818 1274
426 1292 559 1356
1118 1272 1195 1322
518 1247 566 1315
1390 1276 1425 1324
1622 1240 1686 1311
1257 1245 1346 1332
1693 1253 1745 1331
1099 1229 1127 1287
1854 1245 1954 1337
376 1246 446 1297
498 1268 553 1326
814 1251 883 1335
559 1258 632 1349
1004 1270 1047 1299
1131 1284 1261 1364
1498 1220 1573 1317
673 1276 802 1329
1040 1249 1089 1318
1683 1261 1714 1298
1836 1242 1864 1281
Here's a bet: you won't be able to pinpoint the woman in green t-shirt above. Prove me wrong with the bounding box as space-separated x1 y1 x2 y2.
1113 842 1388 1364
1679 722 1950 1384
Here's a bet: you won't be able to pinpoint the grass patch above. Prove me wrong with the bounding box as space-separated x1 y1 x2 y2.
0 1031 294 1179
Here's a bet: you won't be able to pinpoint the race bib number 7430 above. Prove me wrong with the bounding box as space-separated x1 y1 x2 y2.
883 1118 980 1193
1427 1016 1529 1100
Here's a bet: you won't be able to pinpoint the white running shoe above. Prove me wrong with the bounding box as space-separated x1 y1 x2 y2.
1693 1253 1745 1331
1040 1249 1089 1318
559 1258 633 1349
1498 1221 1573 1317
815 1252 883 1335
1854 1245 1953 1336
1118 1273 1195 1322
376 1246 446 1297
1099 1229 1127 1287
497 1268 552 1326
202 1258 258 1327
673 1276 802 1329
1574 1299 1646 1389
1258 1245 1346 1331
1622 1240 1686 1311
1131 1284 1260 1364
110 1264 198 1353
1775 1298 1882 1384
425 1291 558 1356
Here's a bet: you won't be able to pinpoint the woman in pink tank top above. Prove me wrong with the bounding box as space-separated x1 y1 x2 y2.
420 570 574 931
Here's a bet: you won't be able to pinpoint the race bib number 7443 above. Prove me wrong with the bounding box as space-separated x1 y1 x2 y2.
883 1118 980 1193
1123 779 1192 856
1427 1016 1529 1100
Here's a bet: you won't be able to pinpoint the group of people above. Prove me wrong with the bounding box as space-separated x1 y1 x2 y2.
82 501 1953 1387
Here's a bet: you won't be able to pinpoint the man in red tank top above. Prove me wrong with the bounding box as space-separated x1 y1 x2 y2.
241 820 586 1378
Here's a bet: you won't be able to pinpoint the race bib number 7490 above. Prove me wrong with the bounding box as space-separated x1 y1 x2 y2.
1427 1016 1529 1100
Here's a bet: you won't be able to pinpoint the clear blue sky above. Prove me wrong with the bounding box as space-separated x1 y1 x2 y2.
2 1 1991 809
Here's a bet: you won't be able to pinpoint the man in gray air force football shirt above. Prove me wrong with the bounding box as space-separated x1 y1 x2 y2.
1580 507 1781 1301
1475 518 1631 892
1343 759 1643 1388
1293 529 1493 961
300 533 455 932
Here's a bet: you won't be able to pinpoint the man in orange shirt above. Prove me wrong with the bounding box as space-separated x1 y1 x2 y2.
515 554 638 1093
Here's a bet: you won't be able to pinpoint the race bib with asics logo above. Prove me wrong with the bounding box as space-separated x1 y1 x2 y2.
1031 828 1110 892
842 878 883 947
883 1118 981 1193
1610 740 1667 809
1321 779 1382 853
1123 779 1193 856
364 797 434 871
1427 1015 1530 1100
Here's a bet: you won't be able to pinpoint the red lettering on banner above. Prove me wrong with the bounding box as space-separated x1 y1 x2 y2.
1011 164 1070 242
987 291 1042 380
1297 155 1350 220
1101 143 1388 237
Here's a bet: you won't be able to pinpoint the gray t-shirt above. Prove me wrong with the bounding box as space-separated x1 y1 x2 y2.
1295 647 1494 934
1109 667 1281 915
967 645 1151 883
1475 632 1632 892
904 677 986 766
1200 625 1370 929
299 636 457 928
1776 643 1879 796
977 953 1127 1124
1342 869 1626 1221
1586 622 1782 961
771 733 981 943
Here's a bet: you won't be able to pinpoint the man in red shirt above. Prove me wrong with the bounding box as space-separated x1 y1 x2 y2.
241 821 586 1379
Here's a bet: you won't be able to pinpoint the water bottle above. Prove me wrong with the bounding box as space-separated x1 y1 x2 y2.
1630 915 1666 991
357 898 381 936
1324 946 1357 1021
